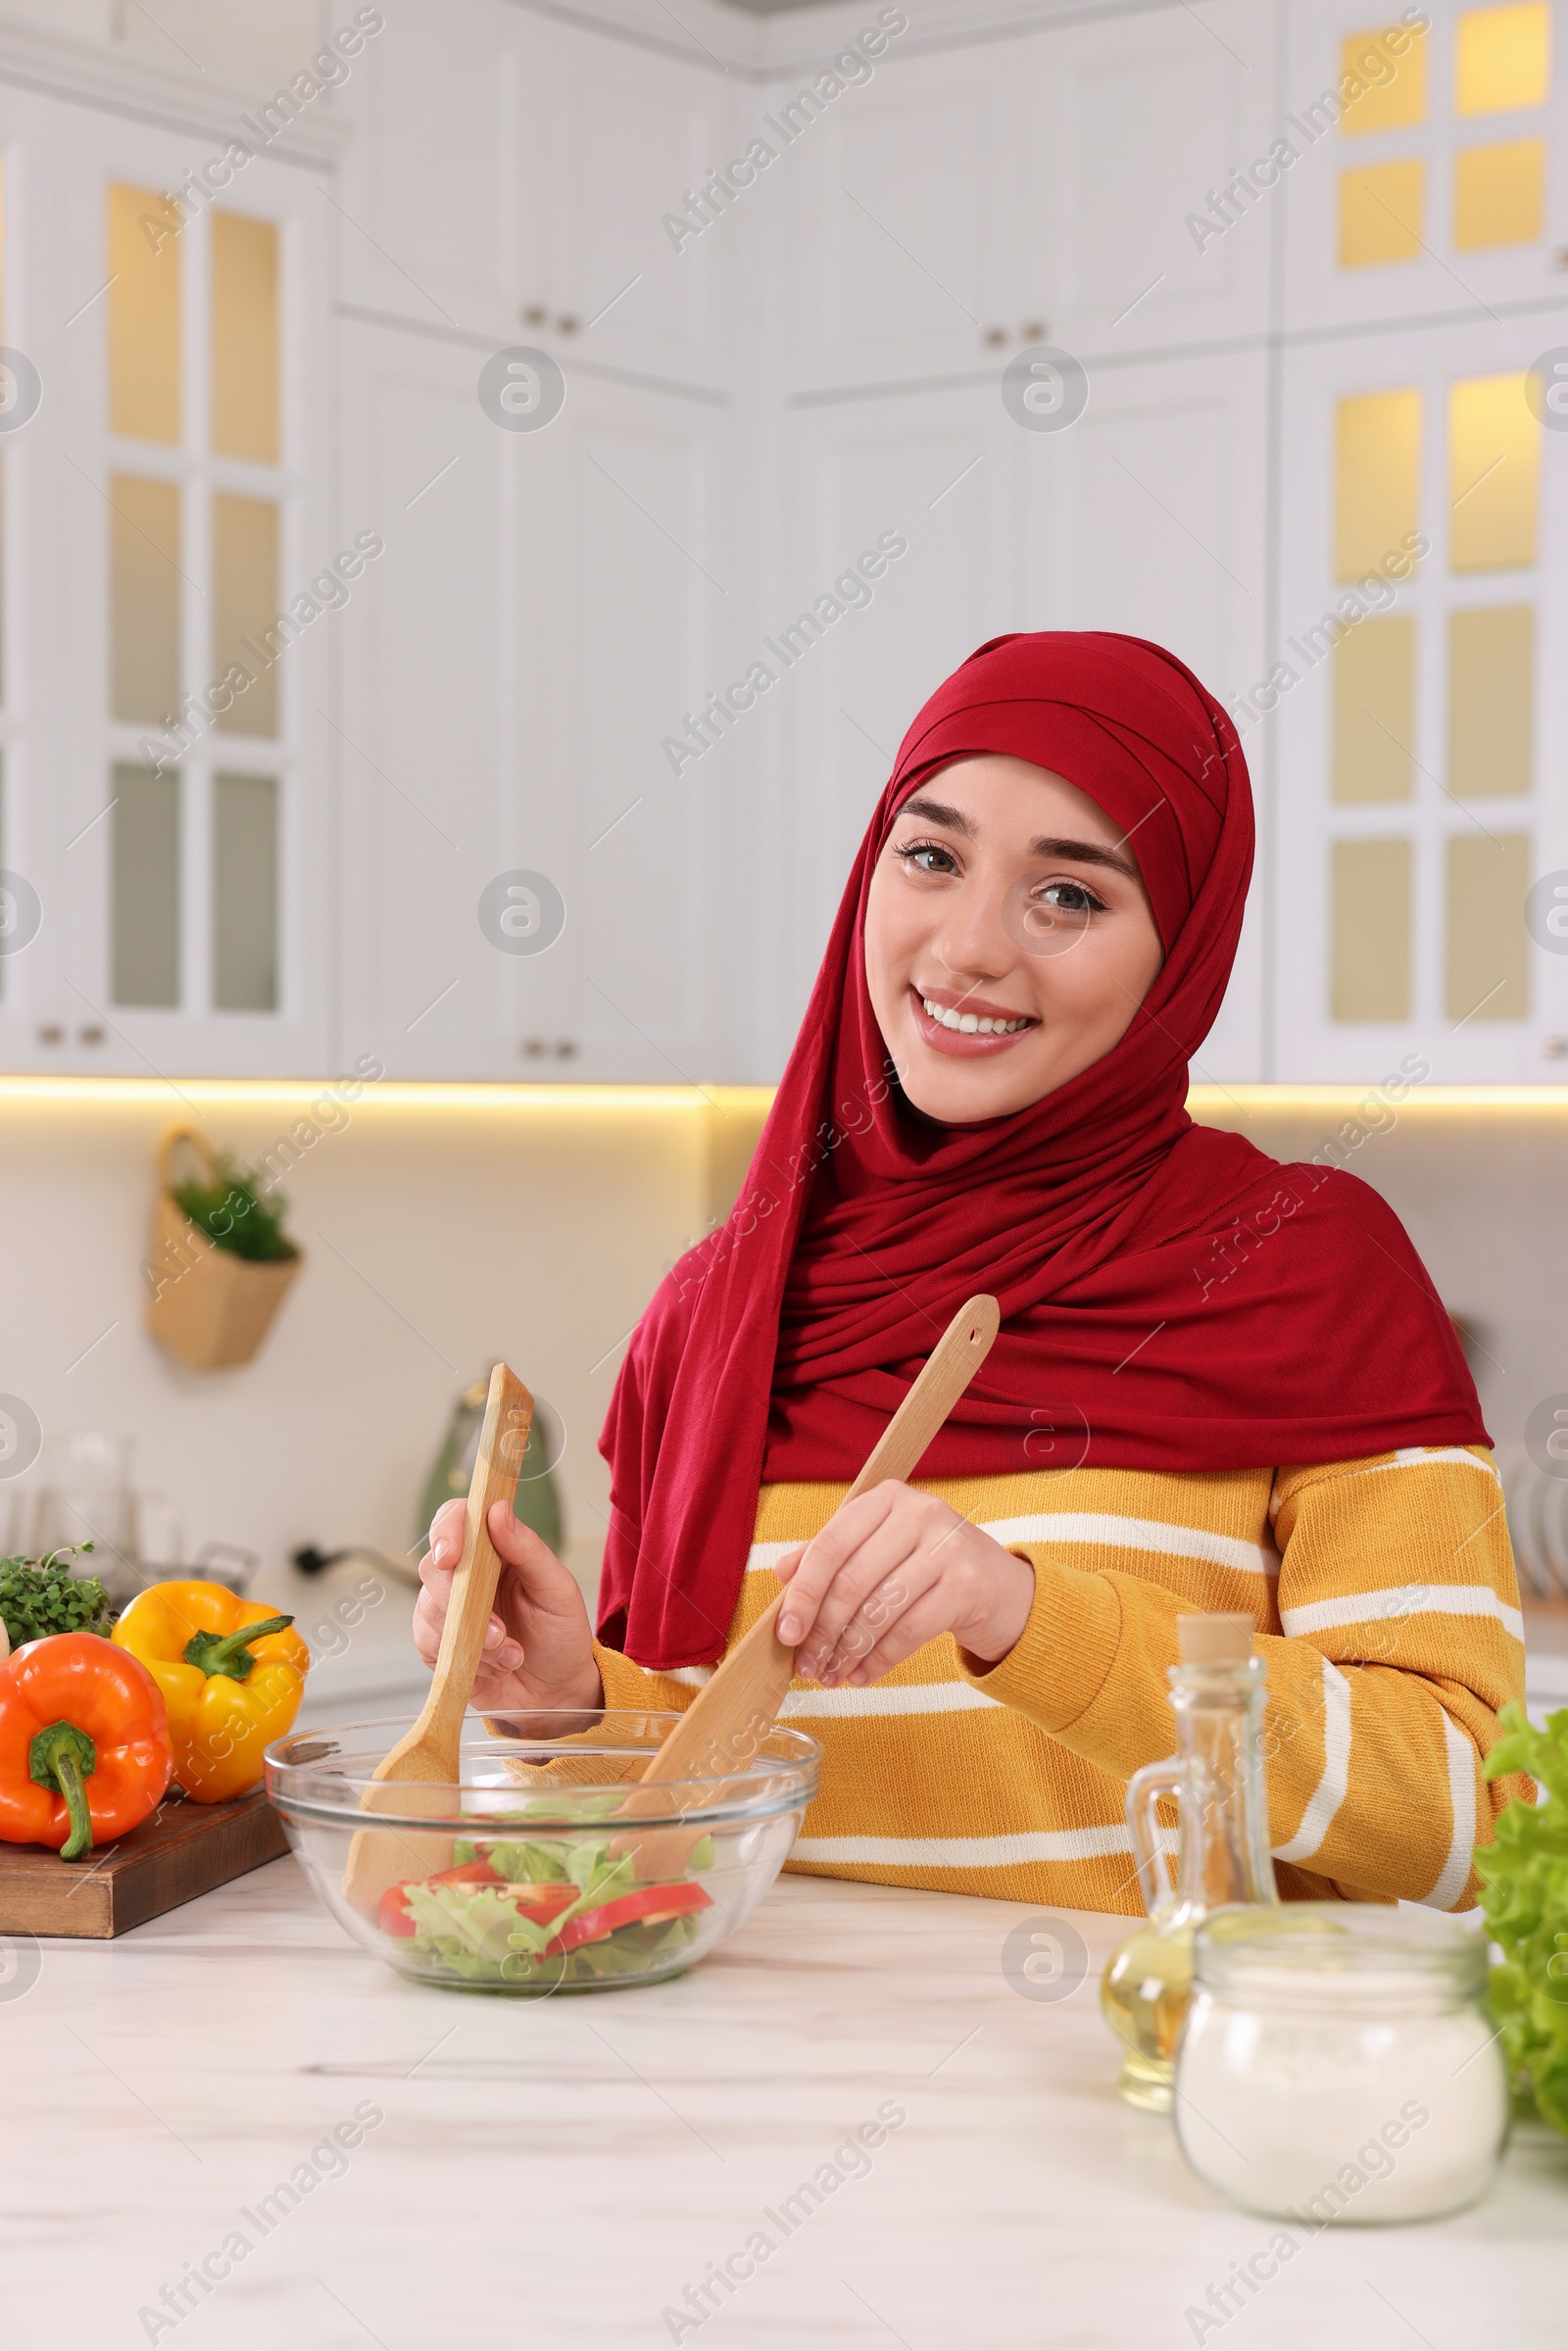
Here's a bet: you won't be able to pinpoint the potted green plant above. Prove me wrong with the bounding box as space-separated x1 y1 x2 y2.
144 1128 303 1371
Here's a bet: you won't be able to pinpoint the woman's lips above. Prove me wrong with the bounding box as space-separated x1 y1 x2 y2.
908 986 1037 1057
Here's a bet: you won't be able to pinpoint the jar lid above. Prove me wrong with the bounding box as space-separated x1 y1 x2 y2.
1193 1902 1488 2009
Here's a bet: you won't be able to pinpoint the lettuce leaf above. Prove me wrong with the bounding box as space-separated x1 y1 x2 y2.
1478 1701 1568 2136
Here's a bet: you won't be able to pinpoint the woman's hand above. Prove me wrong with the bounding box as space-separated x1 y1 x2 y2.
413 1497 604 1714
773 1481 1035 1687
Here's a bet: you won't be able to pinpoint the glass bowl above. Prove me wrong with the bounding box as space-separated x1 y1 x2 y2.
266 1709 821 1996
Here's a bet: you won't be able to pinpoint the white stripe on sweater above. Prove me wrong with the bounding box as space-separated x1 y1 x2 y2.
1421 1716 1478 1912
779 1681 1001 1718
1281 1584 1524 1643
744 1517 1278 1580
791 1824 1166 1869
1272 1657 1352 1865
979 1511 1279 1578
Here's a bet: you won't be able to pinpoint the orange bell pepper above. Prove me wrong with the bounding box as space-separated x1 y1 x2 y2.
112 1581 310 1802
0 1633 173 1858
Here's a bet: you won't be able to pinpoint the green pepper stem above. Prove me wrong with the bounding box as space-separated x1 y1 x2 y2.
181 1613 294 1683
29 1721 97 1861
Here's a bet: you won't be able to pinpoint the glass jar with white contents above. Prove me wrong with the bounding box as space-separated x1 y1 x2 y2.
1175 1905 1509 2225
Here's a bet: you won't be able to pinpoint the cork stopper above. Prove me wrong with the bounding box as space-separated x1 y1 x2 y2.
1177 1612 1255 1664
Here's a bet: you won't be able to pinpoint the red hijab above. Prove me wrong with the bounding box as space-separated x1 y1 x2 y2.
598 632 1486 1669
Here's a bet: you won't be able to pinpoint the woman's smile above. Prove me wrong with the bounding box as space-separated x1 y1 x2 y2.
909 983 1038 1055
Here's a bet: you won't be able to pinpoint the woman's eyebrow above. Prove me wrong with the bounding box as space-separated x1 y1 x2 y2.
1029 834 1140 879
897 794 972 836
893 798 1140 881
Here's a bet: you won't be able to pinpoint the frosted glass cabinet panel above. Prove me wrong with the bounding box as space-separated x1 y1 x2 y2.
1273 317 1567 1081
0 95 336 1077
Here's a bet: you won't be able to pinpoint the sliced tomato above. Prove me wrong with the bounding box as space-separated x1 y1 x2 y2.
546 1880 713 1957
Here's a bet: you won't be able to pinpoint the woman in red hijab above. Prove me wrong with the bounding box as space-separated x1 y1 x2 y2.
416 632 1525 1916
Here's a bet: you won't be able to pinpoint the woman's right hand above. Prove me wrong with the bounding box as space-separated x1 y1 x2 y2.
413 1497 604 1715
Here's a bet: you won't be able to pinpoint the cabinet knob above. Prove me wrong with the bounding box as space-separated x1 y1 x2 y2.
983 325 1007 348
1021 320 1048 341
521 303 548 325
554 1039 577 1059
78 1024 105 1046
520 1037 546 1058
556 315 579 336
1544 1037 1568 1058
36 1022 64 1045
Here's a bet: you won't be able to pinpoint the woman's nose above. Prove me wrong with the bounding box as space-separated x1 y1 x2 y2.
930 882 1014 984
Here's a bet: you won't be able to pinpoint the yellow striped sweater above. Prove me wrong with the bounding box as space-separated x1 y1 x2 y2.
596 1447 1528 1914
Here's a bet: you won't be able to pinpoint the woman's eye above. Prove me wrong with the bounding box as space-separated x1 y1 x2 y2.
1036 879 1105 915
895 840 958 876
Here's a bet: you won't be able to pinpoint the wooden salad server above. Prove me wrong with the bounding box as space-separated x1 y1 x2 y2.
612 1294 1001 1876
342 1362 534 1916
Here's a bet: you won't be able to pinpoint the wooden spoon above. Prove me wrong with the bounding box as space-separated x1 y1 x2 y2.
342 1362 534 1916
612 1294 1001 1876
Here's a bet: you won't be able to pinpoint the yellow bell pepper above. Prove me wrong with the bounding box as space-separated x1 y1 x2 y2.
112 1581 310 1802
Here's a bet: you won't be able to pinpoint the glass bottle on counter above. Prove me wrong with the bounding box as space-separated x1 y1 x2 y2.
1101 1612 1279 2112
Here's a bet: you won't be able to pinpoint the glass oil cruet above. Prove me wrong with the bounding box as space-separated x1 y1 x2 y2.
1101 1612 1279 2112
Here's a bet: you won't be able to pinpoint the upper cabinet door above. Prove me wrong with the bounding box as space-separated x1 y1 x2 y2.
778 40 1027 393
1021 0 1276 357
0 81 69 1077
527 368 735 1085
522 19 735 391
761 383 1015 1062
1273 315 1567 1082
337 317 734 1084
1016 345 1272 1082
31 105 335 1079
1281 0 1567 335
344 0 522 343
336 316 552 1080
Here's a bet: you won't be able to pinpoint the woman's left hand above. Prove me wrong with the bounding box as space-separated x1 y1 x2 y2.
773 1482 1036 1687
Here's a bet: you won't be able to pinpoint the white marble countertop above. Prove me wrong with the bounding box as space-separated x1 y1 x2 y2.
6 1856 1567 2348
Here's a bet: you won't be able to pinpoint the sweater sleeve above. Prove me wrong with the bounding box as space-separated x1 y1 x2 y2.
957 1446 1530 1909
594 1641 703 1719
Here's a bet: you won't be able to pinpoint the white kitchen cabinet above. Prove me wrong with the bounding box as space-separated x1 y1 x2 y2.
777 37 1031 395
343 0 525 345
1273 313 1567 1083
1278 0 1568 339
756 382 1016 1059
1019 0 1276 360
345 0 737 387
336 315 737 1082
0 85 336 1079
521 15 736 391
1015 345 1272 1081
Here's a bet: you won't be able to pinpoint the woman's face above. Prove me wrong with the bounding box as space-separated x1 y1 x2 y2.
863 755 1165 1123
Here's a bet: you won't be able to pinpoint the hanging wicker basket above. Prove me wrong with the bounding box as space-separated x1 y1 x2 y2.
145 1127 303 1372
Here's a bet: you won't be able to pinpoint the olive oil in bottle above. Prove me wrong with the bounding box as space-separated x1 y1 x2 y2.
1101 1613 1278 2113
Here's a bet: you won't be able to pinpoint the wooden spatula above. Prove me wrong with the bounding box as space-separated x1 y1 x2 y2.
612 1294 1001 1876
342 1362 534 1916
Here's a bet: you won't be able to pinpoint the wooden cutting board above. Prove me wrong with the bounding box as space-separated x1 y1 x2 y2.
0 1788 289 1938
